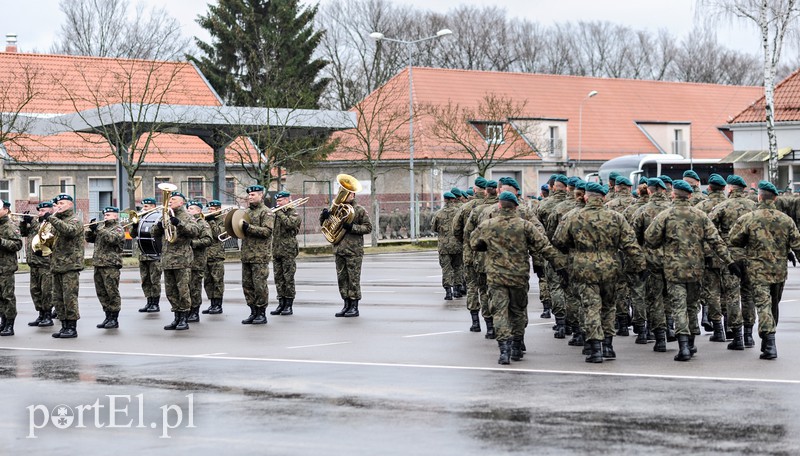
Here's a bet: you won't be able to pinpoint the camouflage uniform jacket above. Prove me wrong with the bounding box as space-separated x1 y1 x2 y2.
204 214 226 262
623 193 648 223
518 204 538 223
20 217 50 268
470 208 565 288
151 205 200 270
552 197 645 283
536 189 568 231
605 193 635 214
708 189 757 245
273 206 300 259
630 192 672 270
333 202 372 257
85 219 124 268
48 208 85 273
729 200 800 285
695 189 728 268
691 185 709 205
432 201 462 255
241 202 274 264
452 197 484 265
0 215 22 274
190 215 213 271
644 198 732 283
546 198 578 239
466 195 499 273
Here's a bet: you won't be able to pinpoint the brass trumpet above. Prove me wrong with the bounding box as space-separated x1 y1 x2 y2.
271 197 309 213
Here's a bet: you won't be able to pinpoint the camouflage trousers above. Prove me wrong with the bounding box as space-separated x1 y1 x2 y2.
645 272 667 331
53 271 81 321
242 262 270 308
29 266 52 312
752 282 784 335
488 284 528 342
477 271 491 319
0 274 17 319
741 276 756 327
545 261 565 318
335 254 363 300
190 267 205 309
538 270 550 306
666 281 701 336
139 259 162 299
274 256 297 299
615 278 630 320
721 269 743 329
163 268 192 312
629 274 646 327
438 253 463 288
574 280 616 342
565 275 583 330
203 260 225 300
700 267 723 322
94 266 121 312
464 261 481 312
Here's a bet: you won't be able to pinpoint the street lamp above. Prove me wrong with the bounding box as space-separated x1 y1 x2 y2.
370 28 452 242
577 90 598 166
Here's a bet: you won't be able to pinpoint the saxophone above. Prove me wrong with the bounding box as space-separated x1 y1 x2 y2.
321 174 362 244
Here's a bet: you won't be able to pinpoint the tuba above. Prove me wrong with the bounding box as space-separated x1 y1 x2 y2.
158 182 179 243
321 174 362 244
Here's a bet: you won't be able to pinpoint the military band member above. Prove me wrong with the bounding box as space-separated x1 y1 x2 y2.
20 201 54 327
240 185 274 325
85 207 124 329
465 179 499 337
683 169 708 205
152 191 201 330
187 201 213 323
271 190 301 316
432 192 463 302
695 174 729 342
47 194 85 339
0 200 22 336
453 177 488 331
202 200 226 314
133 197 162 313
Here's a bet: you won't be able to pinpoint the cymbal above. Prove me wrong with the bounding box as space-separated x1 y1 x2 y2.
231 209 251 239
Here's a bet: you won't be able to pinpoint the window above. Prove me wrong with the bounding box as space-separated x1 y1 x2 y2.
0 180 10 205
225 177 236 205
486 124 504 145
548 126 562 157
59 177 73 193
187 177 204 201
672 129 687 157
154 177 171 205
28 177 41 197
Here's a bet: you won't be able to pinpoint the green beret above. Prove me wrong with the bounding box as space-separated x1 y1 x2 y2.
450 188 463 198
1 200 10 208
208 199 222 207
658 175 673 184
575 181 587 191
443 192 456 199
554 174 569 185
639 177 648 185
615 176 632 187
683 169 700 181
549 174 559 182
498 191 519 205
188 200 203 209
540 184 549 192
102 206 119 213
672 179 694 193
466 189 474 196
647 177 667 190
585 182 607 195
275 190 290 199
142 197 157 205
474 176 488 188
37 201 54 209
708 174 726 187
499 177 520 190
170 190 186 200
758 180 779 195
566 176 580 187
727 175 747 187
602 184 609 194
485 180 498 189
54 193 73 202
246 184 265 193
608 171 620 181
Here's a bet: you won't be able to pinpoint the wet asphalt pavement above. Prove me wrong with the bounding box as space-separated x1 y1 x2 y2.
1 251 799 454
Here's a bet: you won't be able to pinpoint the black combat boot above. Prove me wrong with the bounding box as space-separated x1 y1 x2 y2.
565 325 572 336
616 316 629 336
469 311 481 332
201 300 214 314
583 340 591 356
104 311 119 329
568 326 584 346
38 309 53 327
186 307 200 323
727 327 744 350
647 326 656 341
760 333 777 360
540 300 552 319
554 317 566 339
51 307 58 319
138 298 152 312
724 316 734 340
510 337 524 361
743 325 755 348
701 305 712 332
270 298 287 315
96 311 111 329
497 340 511 365
484 318 495 339
281 298 294 316
666 316 677 342
250 307 268 325
709 320 726 342
175 311 190 330
674 335 692 361
52 320 66 338
0 318 14 336
653 329 667 352
28 310 45 327
209 298 223 314
344 300 359 317
164 312 180 330
602 336 616 359
149 297 160 313
585 340 603 363
59 320 78 339
335 299 351 318
688 335 697 356
444 287 453 300
453 286 462 298
635 324 648 344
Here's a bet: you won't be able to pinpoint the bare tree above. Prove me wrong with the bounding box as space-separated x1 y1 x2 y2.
52 0 191 60
0 57 46 163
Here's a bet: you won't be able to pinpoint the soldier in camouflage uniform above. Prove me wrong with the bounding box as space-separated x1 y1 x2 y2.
453 177 488 331
644 180 737 362
623 178 650 222
47 194 85 339
271 190 301 316
605 176 636 336
320 189 372 318
659 175 674 193
471 192 565 364
132 197 162 313
683 170 708 205
537 175 570 330
152 191 201 330
553 182 645 363
432 192 463 303
0 200 22 336
545 176 581 339
729 180 800 359
708 175 758 349
20 201 54 327
694 174 729 342
85 207 124 330
186 201 213 323
202 200 226 315
465 180 500 337
239 185 274 325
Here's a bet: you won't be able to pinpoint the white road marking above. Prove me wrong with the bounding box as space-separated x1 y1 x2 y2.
426 274 442 278
528 322 555 326
287 342 351 349
192 352 228 357
361 290 396 293
781 299 798 303
2 346 798 385
403 331 462 338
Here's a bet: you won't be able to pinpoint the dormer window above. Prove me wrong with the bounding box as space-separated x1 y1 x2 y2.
486 124 504 145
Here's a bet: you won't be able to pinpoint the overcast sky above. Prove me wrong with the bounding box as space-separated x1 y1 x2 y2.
0 0 763 55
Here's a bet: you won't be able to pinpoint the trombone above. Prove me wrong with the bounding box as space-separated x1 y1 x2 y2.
271 197 309 213
121 207 160 228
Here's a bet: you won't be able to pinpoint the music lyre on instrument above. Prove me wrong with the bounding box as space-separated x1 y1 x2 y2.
321 174 362 245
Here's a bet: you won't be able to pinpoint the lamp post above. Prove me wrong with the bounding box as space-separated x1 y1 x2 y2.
577 90 598 167
370 28 452 242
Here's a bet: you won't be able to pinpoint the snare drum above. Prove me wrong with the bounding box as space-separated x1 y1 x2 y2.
137 210 163 256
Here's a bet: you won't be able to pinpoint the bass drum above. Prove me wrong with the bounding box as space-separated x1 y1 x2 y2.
137 210 163 256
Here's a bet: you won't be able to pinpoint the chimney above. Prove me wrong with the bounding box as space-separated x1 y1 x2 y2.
5 34 17 53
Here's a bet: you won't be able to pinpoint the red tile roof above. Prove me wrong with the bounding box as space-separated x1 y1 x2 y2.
730 68 798 123
330 68 762 162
